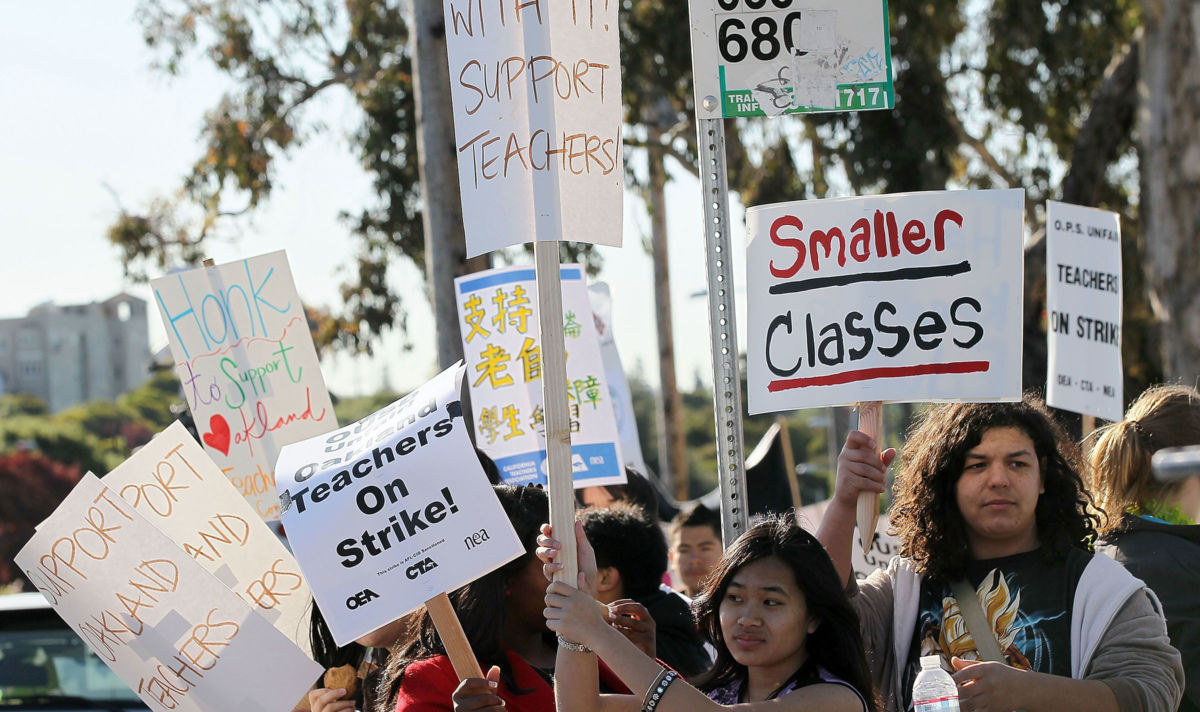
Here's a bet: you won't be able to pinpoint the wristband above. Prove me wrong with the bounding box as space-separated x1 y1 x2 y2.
642 669 677 712
556 634 592 653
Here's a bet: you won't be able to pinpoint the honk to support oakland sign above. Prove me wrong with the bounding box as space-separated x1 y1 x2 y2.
275 364 524 646
745 189 1025 413
151 251 336 521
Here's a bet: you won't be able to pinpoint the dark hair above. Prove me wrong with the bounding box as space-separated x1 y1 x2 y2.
669 503 722 544
374 485 548 712
1091 384 1200 534
889 396 1101 581
576 468 660 521
475 447 501 485
692 513 878 712
580 502 668 598
308 599 367 698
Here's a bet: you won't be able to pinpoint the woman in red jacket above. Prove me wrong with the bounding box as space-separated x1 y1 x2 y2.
374 484 629 712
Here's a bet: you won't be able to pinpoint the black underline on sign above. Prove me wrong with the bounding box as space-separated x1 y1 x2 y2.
768 261 973 295
767 360 991 392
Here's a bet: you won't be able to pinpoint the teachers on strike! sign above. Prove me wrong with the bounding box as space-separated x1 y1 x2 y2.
274 365 525 646
443 0 623 255
151 251 336 520
746 189 1025 413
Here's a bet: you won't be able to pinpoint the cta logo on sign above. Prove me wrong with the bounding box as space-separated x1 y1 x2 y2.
346 589 380 610
406 557 439 580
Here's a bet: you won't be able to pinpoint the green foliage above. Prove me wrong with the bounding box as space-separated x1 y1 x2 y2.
0 393 48 418
332 389 404 426
0 415 118 476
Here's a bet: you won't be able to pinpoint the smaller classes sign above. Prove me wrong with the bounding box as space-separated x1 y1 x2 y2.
688 0 893 118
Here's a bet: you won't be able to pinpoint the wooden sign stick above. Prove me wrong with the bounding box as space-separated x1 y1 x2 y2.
534 241 578 585
856 401 883 556
426 592 484 680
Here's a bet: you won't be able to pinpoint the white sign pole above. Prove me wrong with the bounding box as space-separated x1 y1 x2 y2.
535 242 578 584
697 113 750 546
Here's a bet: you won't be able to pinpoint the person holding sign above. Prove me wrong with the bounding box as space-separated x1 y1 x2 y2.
1092 385 1200 712
539 513 878 711
819 398 1183 712
376 485 629 712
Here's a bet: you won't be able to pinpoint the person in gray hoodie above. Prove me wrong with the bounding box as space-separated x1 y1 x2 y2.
817 397 1182 712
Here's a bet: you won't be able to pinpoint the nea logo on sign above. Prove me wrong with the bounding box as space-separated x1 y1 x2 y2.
406 556 438 580
346 588 380 610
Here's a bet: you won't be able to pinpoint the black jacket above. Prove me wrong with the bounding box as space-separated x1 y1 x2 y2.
636 588 712 680
1099 515 1200 712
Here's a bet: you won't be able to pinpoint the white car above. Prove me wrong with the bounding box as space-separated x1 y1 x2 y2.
0 592 148 711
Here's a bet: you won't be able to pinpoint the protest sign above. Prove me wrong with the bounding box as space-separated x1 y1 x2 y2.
17 473 320 712
442 0 623 255
455 265 625 489
689 0 893 118
588 282 650 478
798 498 899 580
275 364 525 646
746 189 1025 413
1045 201 1123 422
151 251 337 521
104 422 312 647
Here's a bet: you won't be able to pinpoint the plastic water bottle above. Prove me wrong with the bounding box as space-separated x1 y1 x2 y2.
912 655 960 712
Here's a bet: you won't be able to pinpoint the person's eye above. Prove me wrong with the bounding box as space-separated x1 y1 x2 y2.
764 599 783 607
726 593 742 603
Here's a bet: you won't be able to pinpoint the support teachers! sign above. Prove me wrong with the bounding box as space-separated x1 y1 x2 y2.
746 190 1025 413
151 251 336 520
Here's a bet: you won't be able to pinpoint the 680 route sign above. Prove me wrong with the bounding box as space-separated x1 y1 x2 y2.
688 0 894 118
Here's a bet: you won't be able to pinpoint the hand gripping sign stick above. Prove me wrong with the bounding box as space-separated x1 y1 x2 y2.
855 401 883 556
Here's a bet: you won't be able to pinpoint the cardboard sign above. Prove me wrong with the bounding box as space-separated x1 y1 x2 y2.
798 499 899 580
455 265 625 488
151 251 337 521
1045 201 1123 422
689 0 893 118
17 474 320 712
274 365 525 647
104 422 312 648
589 282 650 478
443 0 624 256
746 190 1025 413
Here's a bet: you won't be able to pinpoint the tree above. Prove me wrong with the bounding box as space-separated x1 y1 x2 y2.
0 452 83 588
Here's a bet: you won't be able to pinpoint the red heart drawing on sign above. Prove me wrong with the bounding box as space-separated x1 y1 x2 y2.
203 414 231 456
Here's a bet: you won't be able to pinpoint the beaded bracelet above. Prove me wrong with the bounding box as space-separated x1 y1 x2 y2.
641 668 670 709
556 634 592 653
642 669 678 712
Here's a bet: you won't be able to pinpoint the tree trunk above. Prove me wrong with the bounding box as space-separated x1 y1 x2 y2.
647 131 689 500
1140 0 1200 381
410 4 489 369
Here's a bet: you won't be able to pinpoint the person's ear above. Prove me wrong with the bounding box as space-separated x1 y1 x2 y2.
807 616 821 635
595 566 621 593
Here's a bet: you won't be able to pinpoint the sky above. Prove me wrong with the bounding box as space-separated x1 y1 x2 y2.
0 2 749 398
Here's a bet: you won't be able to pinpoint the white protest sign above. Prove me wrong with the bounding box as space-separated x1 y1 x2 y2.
104 422 312 648
1045 201 1123 422
589 282 650 477
443 0 623 256
151 251 337 521
689 0 893 118
455 265 625 488
17 473 320 712
275 364 525 646
746 189 1025 413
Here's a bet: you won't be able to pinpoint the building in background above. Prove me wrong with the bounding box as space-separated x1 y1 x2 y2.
0 294 151 412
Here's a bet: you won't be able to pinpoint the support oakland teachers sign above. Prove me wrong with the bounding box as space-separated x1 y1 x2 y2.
746 189 1024 412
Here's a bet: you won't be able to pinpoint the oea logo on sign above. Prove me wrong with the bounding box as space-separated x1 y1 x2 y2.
346 588 380 610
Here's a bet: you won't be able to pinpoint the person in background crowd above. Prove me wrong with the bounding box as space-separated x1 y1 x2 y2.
668 503 724 599
305 603 409 712
1091 384 1200 712
577 468 661 522
820 397 1183 712
375 485 630 712
580 503 711 679
539 512 878 711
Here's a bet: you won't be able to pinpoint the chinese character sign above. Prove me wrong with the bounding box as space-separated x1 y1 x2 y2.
16 474 321 712
151 251 337 520
745 190 1025 413
455 265 625 488
443 0 624 255
1045 201 1123 422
